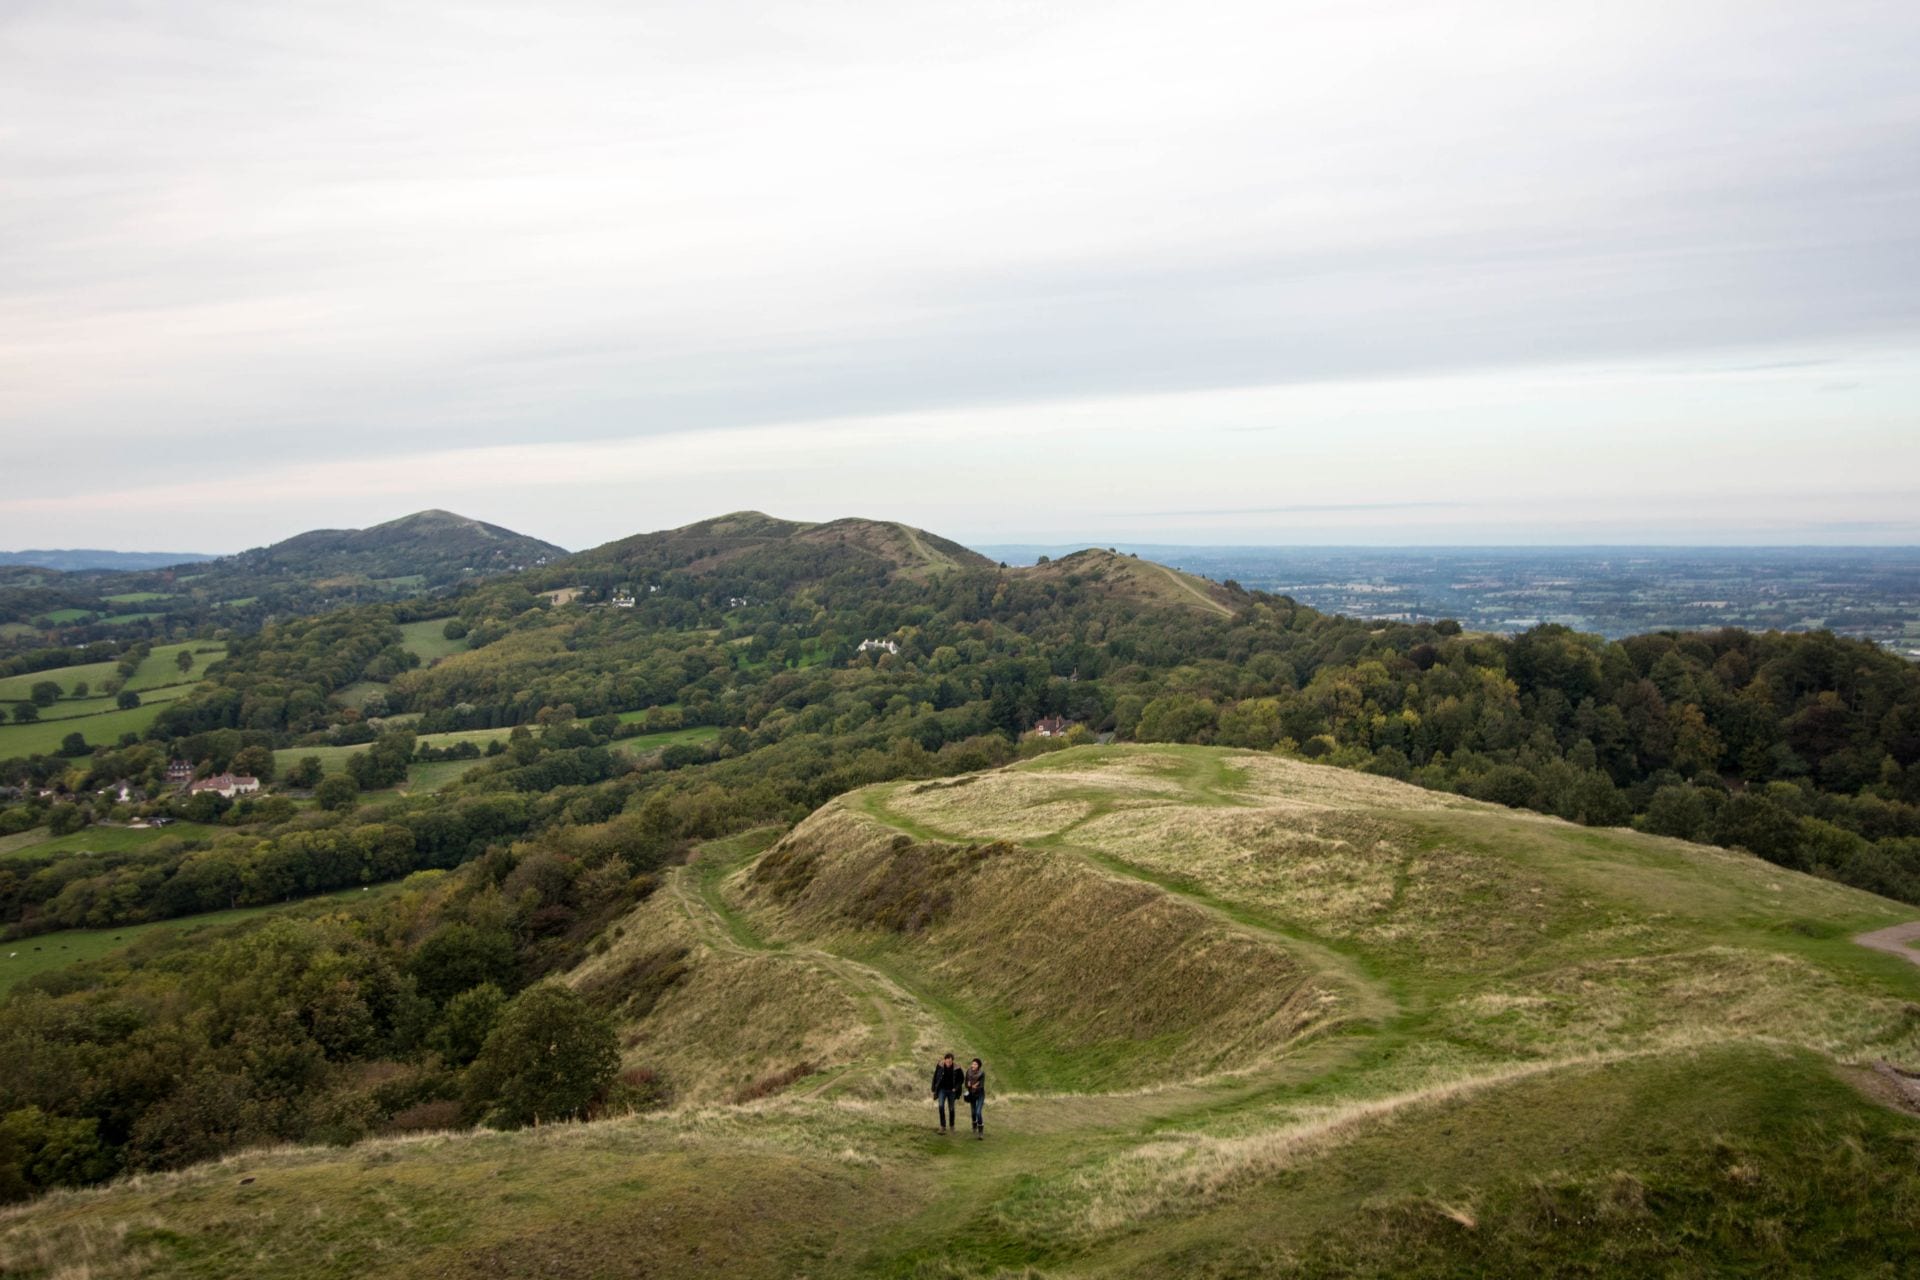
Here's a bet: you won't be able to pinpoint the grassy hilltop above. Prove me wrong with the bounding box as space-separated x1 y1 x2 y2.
7 745 1920 1278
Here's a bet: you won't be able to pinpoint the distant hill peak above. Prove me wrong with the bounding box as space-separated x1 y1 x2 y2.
1012 546 1238 615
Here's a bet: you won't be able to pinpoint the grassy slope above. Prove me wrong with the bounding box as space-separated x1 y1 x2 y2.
0 882 405 996
271 726 718 786
7 746 1920 1278
0 643 227 755
0 821 219 865
395 618 468 665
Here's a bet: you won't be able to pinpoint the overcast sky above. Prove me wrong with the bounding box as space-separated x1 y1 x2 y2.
4 0 1918 552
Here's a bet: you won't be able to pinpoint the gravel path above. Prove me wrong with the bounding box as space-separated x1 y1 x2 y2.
1855 919 1920 966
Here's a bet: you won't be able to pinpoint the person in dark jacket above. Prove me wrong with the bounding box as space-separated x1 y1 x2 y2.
963 1058 986 1138
931 1053 964 1133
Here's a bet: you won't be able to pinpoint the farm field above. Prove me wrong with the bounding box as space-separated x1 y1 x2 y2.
0 642 223 702
0 880 410 996
614 725 719 755
11 745 1920 1277
273 724 719 780
0 821 219 865
0 703 172 757
0 643 228 756
395 618 468 664
330 680 389 710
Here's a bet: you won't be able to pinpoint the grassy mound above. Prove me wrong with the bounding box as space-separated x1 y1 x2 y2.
6 745 1920 1277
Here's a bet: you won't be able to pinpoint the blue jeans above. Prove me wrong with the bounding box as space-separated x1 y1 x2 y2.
968 1093 984 1129
936 1090 959 1128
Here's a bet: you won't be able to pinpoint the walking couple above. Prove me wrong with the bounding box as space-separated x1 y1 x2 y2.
930 1052 986 1138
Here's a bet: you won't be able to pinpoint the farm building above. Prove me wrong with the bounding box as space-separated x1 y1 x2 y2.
188 773 261 799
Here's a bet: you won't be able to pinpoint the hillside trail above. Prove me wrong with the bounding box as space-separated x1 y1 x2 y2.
856 777 1404 1033
668 844 932 1100
1855 919 1920 967
1149 561 1234 616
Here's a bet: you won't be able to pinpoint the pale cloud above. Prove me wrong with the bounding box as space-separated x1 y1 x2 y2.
2 1 1918 549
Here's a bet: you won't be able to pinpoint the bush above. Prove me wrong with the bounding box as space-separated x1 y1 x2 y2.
463 984 619 1128
314 775 360 811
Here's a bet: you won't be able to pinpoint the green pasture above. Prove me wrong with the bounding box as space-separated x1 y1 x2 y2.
0 821 220 865
0 703 167 757
0 642 223 703
396 618 468 664
0 880 409 996
330 680 390 710
101 592 172 604
614 725 720 755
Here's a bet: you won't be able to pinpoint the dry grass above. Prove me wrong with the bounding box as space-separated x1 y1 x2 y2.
568 884 885 1104
10 745 1920 1277
743 805 1344 1088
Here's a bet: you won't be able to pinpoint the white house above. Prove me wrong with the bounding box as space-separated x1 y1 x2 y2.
188 773 261 799
857 638 901 656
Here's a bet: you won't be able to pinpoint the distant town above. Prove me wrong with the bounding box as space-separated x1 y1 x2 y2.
978 545 1920 656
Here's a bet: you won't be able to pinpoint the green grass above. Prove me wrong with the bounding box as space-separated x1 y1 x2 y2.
330 680 390 710
613 725 720 756
97 611 164 627
100 591 171 604
614 703 683 723
30 608 93 624
396 618 467 664
0 703 169 757
271 725 719 781
0 643 222 703
0 881 407 997
272 728 515 780
0 821 218 864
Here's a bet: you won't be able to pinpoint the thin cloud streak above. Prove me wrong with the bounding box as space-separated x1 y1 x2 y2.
2 1 1918 545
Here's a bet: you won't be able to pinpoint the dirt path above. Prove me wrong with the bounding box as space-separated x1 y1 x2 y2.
669 845 936 1097
1151 561 1233 616
1855 919 1920 966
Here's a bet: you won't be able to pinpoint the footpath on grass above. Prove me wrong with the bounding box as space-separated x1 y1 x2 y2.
1856 919 1920 967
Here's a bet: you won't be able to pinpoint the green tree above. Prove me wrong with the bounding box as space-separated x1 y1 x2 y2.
46 803 84 836
412 924 517 1006
0 1107 113 1203
58 732 89 758
433 982 506 1066
71 681 88 699
314 775 360 811
231 745 276 783
11 704 37 724
283 756 324 789
176 649 195 673
1135 694 1218 744
464 984 618 1128
28 681 61 707
116 690 141 710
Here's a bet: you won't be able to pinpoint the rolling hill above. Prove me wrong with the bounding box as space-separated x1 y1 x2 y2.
8 744 1918 1277
563 511 994 589
555 512 1242 617
1013 547 1238 616
0 511 568 645
213 509 566 587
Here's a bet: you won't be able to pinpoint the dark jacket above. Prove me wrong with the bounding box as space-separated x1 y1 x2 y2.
931 1062 965 1094
964 1066 985 1099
